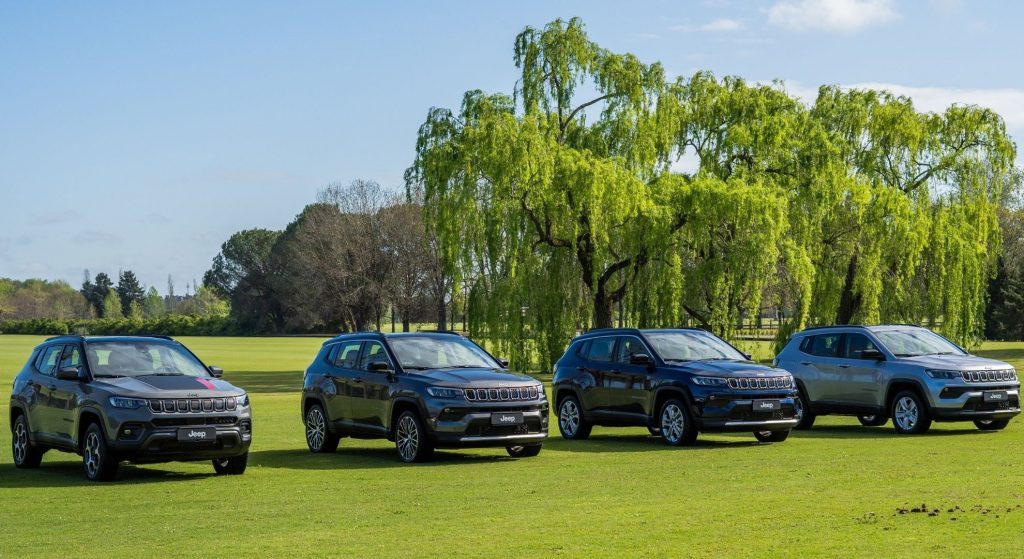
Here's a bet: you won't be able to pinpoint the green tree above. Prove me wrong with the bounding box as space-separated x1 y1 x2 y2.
102 290 122 318
143 286 165 319
116 271 145 317
203 229 284 332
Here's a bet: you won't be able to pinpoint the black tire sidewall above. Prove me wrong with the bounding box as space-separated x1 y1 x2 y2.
659 398 696 446
891 390 930 434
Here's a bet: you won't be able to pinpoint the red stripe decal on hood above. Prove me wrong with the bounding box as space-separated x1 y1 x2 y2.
196 378 217 390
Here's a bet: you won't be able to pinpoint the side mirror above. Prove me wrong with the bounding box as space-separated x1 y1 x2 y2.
629 353 653 365
742 352 753 361
860 349 885 361
208 366 224 378
368 361 392 372
496 358 510 368
56 366 82 381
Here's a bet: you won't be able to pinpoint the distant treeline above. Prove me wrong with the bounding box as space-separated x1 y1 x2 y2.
0 315 234 336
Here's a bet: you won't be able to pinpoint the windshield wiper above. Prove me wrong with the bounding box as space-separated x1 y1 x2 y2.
93 374 125 378
401 366 432 370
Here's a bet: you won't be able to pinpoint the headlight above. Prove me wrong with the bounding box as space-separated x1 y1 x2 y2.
235 393 250 407
537 384 546 398
426 386 463 399
109 397 148 409
926 369 960 380
692 376 728 387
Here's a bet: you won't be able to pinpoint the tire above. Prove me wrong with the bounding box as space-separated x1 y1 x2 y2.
974 419 1011 431
394 410 434 463
212 452 248 475
647 426 661 436
82 422 119 481
891 390 932 435
11 414 44 469
557 395 592 440
857 414 888 427
506 444 542 458
754 430 790 443
659 398 698 446
305 404 340 453
793 388 816 430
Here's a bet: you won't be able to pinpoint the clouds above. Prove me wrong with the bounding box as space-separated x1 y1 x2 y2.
767 0 899 32
672 18 744 32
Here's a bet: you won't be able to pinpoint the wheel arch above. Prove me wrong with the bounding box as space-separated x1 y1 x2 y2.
653 385 694 425
885 378 930 410
76 407 105 450
388 397 425 439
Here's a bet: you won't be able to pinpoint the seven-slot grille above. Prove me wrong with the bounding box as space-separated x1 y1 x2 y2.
961 369 1017 382
149 397 237 413
727 376 793 390
464 386 539 401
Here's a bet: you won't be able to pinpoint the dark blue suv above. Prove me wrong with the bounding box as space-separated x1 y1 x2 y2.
301 332 548 462
552 328 799 445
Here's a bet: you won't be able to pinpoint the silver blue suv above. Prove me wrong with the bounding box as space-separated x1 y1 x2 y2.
774 325 1020 434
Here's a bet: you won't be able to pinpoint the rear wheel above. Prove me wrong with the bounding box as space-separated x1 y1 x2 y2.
659 398 698 446
212 452 248 475
557 395 592 440
305 404 339 453
506 444 542 458
858 414 888 427
754 430 790 443
395 410 434 463
974 419 1011 431
11 414 44 469
891 390 932 434
794 389 816 430
82 422 119 481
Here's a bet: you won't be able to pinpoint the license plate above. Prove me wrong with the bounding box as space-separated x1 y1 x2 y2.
983 391 1008 403
177 427 216 442
752 399 781 413
491 412 524 426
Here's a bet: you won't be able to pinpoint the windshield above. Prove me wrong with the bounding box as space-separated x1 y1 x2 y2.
84 341 211 378
873 329 966 357
389 336 497 370
644 331 748 362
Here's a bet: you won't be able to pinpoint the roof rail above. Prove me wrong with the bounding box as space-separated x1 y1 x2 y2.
45 334 84 342
414 329 465 336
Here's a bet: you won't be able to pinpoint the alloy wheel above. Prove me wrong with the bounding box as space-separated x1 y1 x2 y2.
12 421 27 465
559 400 580 437
306 408 326 451
83 432 101 478
894 396 919 431
396 415 419 462
661 403 685 444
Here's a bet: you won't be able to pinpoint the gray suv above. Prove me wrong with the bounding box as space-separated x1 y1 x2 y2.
774 325 1020 434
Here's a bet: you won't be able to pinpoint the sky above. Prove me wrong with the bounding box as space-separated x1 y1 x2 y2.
1 0 1022 292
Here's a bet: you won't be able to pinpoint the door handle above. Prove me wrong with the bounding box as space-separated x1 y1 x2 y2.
610 370 621 374
353 377 365 383
838 365 851 369
800 362 812 366
48 384 57 390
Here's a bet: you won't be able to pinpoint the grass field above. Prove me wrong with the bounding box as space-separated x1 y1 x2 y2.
1 335 1023 558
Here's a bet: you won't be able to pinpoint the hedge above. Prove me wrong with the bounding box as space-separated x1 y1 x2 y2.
0 315 236 337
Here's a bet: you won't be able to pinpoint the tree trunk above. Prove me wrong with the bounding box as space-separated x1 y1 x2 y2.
836 253 860 324
436 298 447 331
402 317 410 332
593 290 613 329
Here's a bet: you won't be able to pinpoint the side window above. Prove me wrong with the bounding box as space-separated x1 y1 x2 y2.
334 342 363 369
58 344 82 370
36 345 63 375
585 337 616 363
359 342 391 371
575 340 590 358
808 334 841 357
843 334 878 360
616 337 647 363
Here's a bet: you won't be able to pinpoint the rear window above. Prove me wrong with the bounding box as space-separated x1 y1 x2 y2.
584 337 616 363
801 334 841 357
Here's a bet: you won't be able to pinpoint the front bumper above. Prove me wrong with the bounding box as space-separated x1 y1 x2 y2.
691 389 800 432
103 408 252 462
932 383 1021 421
424 398 549 448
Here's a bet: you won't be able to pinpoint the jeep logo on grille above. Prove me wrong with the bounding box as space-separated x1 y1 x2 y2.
497 415 518 423
187 429 208 439
759 402 774 409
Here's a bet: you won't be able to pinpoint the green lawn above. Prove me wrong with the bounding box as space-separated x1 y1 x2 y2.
1 335 1023 557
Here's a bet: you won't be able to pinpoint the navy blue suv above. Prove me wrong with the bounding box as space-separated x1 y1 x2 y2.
552 328 799 445
301 332 548 462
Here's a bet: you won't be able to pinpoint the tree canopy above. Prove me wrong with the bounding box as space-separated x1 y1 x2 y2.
407 17 1018 368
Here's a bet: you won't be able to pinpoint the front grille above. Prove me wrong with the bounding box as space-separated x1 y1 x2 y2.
961 369 1017 383
464 386 539 402
727 376 792 390
153 416 238 427
150 397 236 413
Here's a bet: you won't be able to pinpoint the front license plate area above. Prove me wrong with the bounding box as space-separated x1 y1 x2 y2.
177 427 216 442
983 391 1008 403
491 412 524 426
752 399 781 413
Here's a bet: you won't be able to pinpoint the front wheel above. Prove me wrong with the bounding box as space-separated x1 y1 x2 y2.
82 422 119 481
858 414 888 427
659 398 698 446
506 444 542 458
213 452 248 475
974 419 1011 431
754 430 790 443
11 414 44 469
557 395 592 440
394 410 434 463
305 404 340 453
794 389 815 430
891 390 932 435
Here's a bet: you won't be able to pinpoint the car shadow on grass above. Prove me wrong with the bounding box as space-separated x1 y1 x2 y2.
0 462 214 488
791 424 988 439
250 447 525 469
543 434 762 452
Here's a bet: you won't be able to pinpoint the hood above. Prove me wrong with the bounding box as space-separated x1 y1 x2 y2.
897 354 1013 371
409 367 540 386
666 359 791 378
92 375 244 398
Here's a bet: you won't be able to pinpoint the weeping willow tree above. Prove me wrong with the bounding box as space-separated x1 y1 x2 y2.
407 17 1018 367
